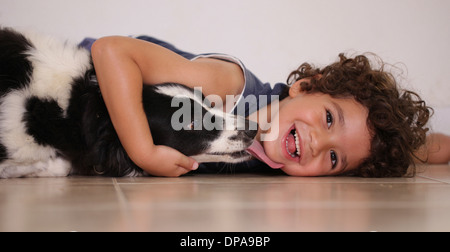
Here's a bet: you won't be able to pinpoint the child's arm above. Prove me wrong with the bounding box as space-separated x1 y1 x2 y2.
91 36 244 177
416 133 450 164
426 133 450 164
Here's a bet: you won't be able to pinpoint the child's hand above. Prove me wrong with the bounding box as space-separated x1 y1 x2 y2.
141 145 199 177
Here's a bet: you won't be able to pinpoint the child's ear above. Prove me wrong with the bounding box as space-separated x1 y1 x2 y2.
289 75 322 98
289 79 308 98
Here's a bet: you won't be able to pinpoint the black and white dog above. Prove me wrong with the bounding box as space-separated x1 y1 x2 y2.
0 27 256 178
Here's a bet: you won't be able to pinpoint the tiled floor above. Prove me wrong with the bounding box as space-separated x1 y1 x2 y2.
1 165 450 232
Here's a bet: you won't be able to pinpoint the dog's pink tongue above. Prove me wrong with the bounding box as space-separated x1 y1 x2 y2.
246 141 284 169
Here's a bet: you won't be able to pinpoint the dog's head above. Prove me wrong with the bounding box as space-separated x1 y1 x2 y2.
143 83 257 164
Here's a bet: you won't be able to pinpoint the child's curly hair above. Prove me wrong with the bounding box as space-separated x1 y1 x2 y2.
284 53 432 177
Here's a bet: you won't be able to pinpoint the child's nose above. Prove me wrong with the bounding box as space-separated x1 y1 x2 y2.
310 130 332 157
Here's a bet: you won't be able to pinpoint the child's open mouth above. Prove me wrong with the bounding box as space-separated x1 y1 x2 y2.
284 125 301 161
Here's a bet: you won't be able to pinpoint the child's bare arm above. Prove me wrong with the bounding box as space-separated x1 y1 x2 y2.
91 36 244 176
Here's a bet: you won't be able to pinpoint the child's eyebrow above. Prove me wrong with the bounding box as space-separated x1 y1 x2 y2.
332 101 345 127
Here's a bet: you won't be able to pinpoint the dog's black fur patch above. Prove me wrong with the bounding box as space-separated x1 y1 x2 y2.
0 28 33 94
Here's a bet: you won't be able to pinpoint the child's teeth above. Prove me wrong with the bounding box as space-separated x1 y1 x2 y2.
287 128 301 159
294 131 300 157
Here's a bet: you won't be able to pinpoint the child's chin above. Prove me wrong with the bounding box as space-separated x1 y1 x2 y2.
280 166 297 176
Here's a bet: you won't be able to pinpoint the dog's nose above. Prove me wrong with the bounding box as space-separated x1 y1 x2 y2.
245 128 258 139
244 120 258 139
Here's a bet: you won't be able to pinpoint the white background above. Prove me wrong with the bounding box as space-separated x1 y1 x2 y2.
1 0 449 134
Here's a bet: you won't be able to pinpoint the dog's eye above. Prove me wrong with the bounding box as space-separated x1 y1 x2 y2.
183 120 199 131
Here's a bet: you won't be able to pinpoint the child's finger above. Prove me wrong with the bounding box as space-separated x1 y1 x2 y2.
171 159 198 177
178 155 199 171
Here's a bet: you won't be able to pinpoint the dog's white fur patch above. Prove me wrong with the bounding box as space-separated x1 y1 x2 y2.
0 157 71 178
23 32 91 111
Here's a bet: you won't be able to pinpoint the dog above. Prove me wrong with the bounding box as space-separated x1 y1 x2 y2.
0 27 257 178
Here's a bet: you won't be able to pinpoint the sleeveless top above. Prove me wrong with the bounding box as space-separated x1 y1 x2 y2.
79 36 287 173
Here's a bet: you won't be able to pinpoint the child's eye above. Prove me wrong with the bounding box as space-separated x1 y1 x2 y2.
331 150 338 169
326 110 333 128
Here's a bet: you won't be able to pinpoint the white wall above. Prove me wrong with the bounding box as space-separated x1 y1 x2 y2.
1 0 449 134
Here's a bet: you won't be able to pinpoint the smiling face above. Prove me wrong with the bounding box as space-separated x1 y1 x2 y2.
262 80 372 176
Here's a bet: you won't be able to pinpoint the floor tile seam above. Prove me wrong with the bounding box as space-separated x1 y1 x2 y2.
113 178 143 231
112 178 130 208
417 175 450 185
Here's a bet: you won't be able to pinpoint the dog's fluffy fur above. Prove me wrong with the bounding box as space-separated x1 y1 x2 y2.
0 28 256 178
